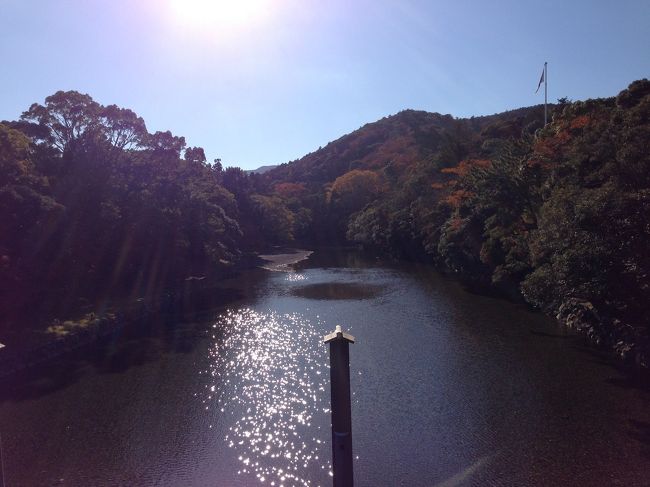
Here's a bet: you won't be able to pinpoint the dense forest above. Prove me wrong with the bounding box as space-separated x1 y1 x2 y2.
1 80 649 365
262 79 650 365
0 91 290 323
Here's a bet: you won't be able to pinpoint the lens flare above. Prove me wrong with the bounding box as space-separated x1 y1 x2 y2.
166 0 272 37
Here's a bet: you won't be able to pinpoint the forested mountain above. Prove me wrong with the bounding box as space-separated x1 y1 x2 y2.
2 80 649 364
263 104 549 242
246 164 278 174
261 80 650 364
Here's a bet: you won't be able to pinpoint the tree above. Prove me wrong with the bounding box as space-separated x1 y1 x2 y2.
250 194 295 243
146 130 186 157
221 166 251 197
21 90 101 153
0 124 62 309
328 169 385 214
184 146 207 164
99 104 147 150
274 182 307 199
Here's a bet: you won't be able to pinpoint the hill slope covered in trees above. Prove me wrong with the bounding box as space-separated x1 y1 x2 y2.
262 80 650 366
0 91 292 327
2 80 649 366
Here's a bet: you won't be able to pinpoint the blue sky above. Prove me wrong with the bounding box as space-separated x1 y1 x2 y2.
1 0 648 170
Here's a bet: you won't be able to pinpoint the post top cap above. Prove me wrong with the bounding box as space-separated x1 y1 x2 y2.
323 325 355 344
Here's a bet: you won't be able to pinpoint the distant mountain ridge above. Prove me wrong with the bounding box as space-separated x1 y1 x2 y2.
246 164 278 174
266 105 548 187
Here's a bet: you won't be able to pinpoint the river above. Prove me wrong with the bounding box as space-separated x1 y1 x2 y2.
1 248 649 486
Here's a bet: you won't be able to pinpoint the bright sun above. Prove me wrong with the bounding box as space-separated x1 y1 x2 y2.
167 0 272 37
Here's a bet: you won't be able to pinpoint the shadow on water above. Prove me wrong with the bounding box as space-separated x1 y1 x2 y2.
0 361 86 402
0 285 250 405
628 419 650 447
3 247 650 486
293 246 381 270
605 370 650 393
291 282 385 300
565 340 650 396
530 330 572 339
0 318 188 404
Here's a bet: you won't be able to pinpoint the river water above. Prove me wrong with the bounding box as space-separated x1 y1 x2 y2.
1 249 649 486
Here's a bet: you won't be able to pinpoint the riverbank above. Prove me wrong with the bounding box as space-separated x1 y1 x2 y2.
355 240 650 371
455 270 650 371
0 249 313 380
2 245 647 379
3 246 649 486
0 313 121 378
258 249 314 271
457 271 650 371
557 298 650 369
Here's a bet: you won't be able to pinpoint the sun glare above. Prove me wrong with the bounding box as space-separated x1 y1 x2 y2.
167 0 272 38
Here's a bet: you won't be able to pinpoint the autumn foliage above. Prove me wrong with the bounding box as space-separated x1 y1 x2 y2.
265 79 650 361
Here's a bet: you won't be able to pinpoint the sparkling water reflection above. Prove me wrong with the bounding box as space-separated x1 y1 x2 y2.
6 250 650 486
285 273 307 282
205 309 330 486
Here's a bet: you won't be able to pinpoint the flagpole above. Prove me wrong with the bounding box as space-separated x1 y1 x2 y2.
544 62 548 125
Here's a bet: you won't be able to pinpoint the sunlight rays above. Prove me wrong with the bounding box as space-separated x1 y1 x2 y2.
165 0 273 40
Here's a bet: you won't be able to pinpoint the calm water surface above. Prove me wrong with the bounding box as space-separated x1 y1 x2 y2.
1 249 649 486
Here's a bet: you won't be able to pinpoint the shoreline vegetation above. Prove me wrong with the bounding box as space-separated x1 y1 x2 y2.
1 79 649 374
0 248 312 379
264 80 650 370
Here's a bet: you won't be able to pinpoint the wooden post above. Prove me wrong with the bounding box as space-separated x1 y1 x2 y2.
324 325 355 487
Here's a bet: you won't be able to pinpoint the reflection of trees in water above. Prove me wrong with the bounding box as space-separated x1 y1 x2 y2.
291 283 384 300
0 288 245 404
